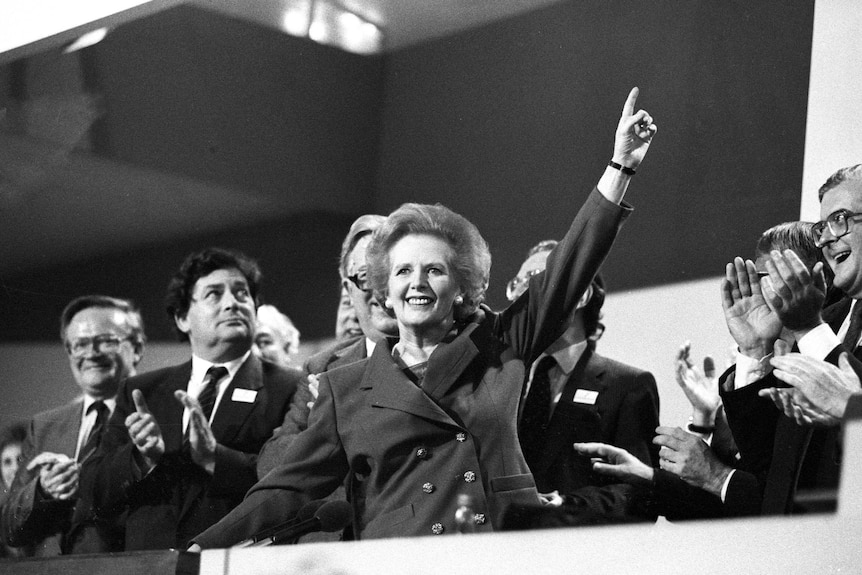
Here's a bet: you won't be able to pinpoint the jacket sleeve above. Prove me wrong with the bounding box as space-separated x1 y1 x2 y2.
1 419 74 548
193 371 348 549
256 377 314 479
499 187 632 365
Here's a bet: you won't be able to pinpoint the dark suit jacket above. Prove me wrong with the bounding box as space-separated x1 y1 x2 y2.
193 187 632 546
718 295 860 516
79 354 301 550
527 349 660 523
1 399 123 555
255 338 366 544
256 337 365 478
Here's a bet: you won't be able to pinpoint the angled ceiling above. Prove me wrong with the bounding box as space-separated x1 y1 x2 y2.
0 0 564 277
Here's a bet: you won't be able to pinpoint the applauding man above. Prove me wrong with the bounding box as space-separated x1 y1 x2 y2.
80 248 303 550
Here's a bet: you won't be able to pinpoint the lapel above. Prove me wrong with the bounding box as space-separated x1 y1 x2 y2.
823 297 852 332
536 349 603 472
332 338 367 368
44 399 85 459
210 355 262 443
363 342 458 428
161 362 193 449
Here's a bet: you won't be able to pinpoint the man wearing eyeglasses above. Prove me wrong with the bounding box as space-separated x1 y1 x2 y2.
719 163 862 515
507 241 659 524
1 295 144 555
79 247 303 550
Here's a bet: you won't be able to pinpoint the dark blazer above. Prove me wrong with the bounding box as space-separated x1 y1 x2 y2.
718 295 859 516
255 337 367 544
529 349 660 522
257 337 365 478
193 187 632 546
79 354 301 550
1 399 123 555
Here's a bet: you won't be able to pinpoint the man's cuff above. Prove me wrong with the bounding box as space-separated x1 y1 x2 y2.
797 323 840 359
733 352 773 390
720 469 736 502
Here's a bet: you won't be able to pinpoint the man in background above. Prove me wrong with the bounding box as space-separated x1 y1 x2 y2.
2 295 144 555
510 241 659 523
80 247 303 550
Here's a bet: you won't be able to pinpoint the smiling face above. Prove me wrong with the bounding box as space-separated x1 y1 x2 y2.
65 306 140 400
385 234 461 342
175 267 256 362
820 180 862 298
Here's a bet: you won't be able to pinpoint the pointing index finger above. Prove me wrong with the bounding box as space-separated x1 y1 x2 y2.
622 87 639 118
132 389 151 415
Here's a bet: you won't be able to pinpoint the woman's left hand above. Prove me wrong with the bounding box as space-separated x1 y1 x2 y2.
613 87 657 169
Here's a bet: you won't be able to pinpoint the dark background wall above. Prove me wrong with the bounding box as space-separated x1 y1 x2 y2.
378 0 814 309
0 0 814 422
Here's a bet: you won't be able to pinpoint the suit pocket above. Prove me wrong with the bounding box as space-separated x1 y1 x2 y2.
490 473 536 492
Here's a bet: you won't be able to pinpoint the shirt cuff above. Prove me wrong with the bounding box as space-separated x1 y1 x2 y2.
797 323 841 360
720 469 736 503
733 351 773 390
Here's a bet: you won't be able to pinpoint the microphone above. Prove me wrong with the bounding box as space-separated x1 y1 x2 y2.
234 499 326 548
267 500 353 546
703 356 716 380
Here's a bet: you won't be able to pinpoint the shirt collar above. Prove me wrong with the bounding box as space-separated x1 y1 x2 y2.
191 350 250 383
545 339 588 375
81 394 116 415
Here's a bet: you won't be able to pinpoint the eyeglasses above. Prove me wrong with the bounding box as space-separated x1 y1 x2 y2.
812 210 862 246
506 268 543 302
67 334 131 357
346 270 371 293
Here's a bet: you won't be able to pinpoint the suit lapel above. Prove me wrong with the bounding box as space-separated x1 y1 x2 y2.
158 363 191 449
363 341 460 428
210 355 262 444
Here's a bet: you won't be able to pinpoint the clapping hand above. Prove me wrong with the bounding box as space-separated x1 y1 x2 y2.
760 249 826 335
28 452 78 501
761 351 861 427
721 257 783 358
674 341 721 425
175 390 217 474
126 389 165 470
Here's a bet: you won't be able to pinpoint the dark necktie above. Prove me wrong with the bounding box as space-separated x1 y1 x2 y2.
843 301 862 350
78 401 108 463
198 366 228 423
519 356 557 467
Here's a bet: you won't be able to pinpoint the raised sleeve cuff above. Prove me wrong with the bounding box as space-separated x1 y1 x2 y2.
733 351 772 390
720 469 735 502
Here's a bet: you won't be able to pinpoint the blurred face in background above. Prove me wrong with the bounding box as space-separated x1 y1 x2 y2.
1 442 23 488
344 235 398 343
335 287 360 340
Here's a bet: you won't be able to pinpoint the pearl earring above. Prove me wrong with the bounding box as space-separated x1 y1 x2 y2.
454 295 464 305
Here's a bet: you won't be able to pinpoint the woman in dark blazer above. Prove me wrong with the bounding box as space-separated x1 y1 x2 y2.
192 88 656 546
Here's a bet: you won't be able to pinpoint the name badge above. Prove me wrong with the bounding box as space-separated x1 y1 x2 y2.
573 389 599 405
232 388 257 403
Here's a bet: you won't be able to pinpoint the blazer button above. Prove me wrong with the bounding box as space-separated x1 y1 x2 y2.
416 447 429 459
463 471 476 483
431 523 445 535
474 513 486 525
455 432 467 442
422 482 436 494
